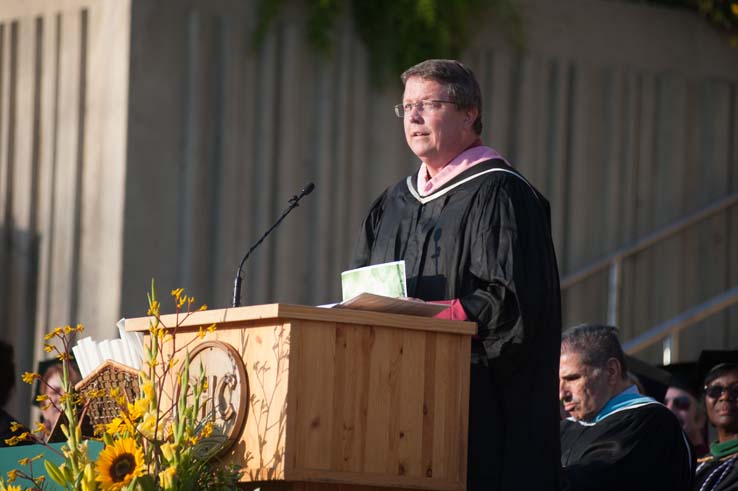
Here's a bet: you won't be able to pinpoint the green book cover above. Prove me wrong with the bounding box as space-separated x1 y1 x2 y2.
341 260 407 301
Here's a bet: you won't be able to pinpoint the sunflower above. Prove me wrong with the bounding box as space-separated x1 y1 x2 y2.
95 438 145 491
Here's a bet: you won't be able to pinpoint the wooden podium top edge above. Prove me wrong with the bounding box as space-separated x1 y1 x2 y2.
124 303 477 336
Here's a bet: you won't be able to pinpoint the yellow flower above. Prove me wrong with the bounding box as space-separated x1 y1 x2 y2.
34 422 47 434
160 442 178 462
105 417 131 436
129 397 149 421
21 372 39 384
81 463 96 491
158 465 177 490
141 381 155 401
5 432 29 447
4 485 21 491
95 438 144 491
44 327 63 340
109 387 123 404
9 422 23 432
201 421 214 439
147 300 160 316
136 411 158 440
6 469 18 482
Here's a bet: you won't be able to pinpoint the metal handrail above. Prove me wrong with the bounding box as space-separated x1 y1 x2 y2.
561 191 738 290
623 284 738 355
560 191 738 327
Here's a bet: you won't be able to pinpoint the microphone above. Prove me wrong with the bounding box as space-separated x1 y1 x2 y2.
231 182 315 307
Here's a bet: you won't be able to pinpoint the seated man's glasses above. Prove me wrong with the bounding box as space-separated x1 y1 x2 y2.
394 100 458 118
704 383 738 400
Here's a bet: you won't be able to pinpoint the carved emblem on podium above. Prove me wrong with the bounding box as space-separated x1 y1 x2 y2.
189 340 249 457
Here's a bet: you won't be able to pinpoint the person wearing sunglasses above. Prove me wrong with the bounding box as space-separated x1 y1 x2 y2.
694 351 738 491
559 324 693 491
350 59 561 491
663 362 709 458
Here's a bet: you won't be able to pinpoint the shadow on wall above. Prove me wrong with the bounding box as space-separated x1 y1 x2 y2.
0 224 41 427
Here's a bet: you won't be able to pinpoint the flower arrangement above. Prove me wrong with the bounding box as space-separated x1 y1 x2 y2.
1 284 241 491
697 0 738 45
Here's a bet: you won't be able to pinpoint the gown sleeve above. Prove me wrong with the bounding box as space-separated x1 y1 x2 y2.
457 175 551 363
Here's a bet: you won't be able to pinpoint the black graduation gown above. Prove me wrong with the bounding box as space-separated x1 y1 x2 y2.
351 159 562 491
695 451 738 491
560 403 693 491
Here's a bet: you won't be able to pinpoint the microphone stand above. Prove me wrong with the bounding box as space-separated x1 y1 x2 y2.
231 183 315 307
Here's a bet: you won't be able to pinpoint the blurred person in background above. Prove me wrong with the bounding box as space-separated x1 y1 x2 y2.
35 359 81 434
0 340 30 446
663 362 709 458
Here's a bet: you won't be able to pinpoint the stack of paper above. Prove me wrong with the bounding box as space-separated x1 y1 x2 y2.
71 319 144 378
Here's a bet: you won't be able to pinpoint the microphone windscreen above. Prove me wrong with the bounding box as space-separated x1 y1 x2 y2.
302 182 315 195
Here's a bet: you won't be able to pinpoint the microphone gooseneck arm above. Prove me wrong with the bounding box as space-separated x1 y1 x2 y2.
231 182 315 307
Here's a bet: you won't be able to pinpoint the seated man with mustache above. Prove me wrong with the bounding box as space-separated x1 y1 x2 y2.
559 324 693 491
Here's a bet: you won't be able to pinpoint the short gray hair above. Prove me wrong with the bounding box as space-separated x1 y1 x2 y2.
401 59 483 135
561 324 628 379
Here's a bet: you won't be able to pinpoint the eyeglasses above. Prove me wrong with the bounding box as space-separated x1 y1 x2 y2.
394 100 458 118
665 395 692 411
704 383 738 399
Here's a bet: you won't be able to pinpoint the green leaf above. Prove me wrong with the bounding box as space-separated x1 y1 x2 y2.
44 460 67 486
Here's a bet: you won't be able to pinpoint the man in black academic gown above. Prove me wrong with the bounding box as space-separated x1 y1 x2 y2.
559 324 693 491
351 59 562 491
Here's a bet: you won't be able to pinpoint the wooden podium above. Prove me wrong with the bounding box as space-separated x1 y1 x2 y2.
125 304 475 491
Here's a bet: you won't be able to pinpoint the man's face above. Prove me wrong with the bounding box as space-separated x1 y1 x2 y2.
402 77 475 170
41 372 64 428
665 387 700 434
704 369 738 436
559 352 613 422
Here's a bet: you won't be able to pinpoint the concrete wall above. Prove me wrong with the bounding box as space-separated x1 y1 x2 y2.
0 0 130 423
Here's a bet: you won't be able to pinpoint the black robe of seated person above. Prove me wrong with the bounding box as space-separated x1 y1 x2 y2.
560 402 693 491
351 159 562 491
694 450 738 491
